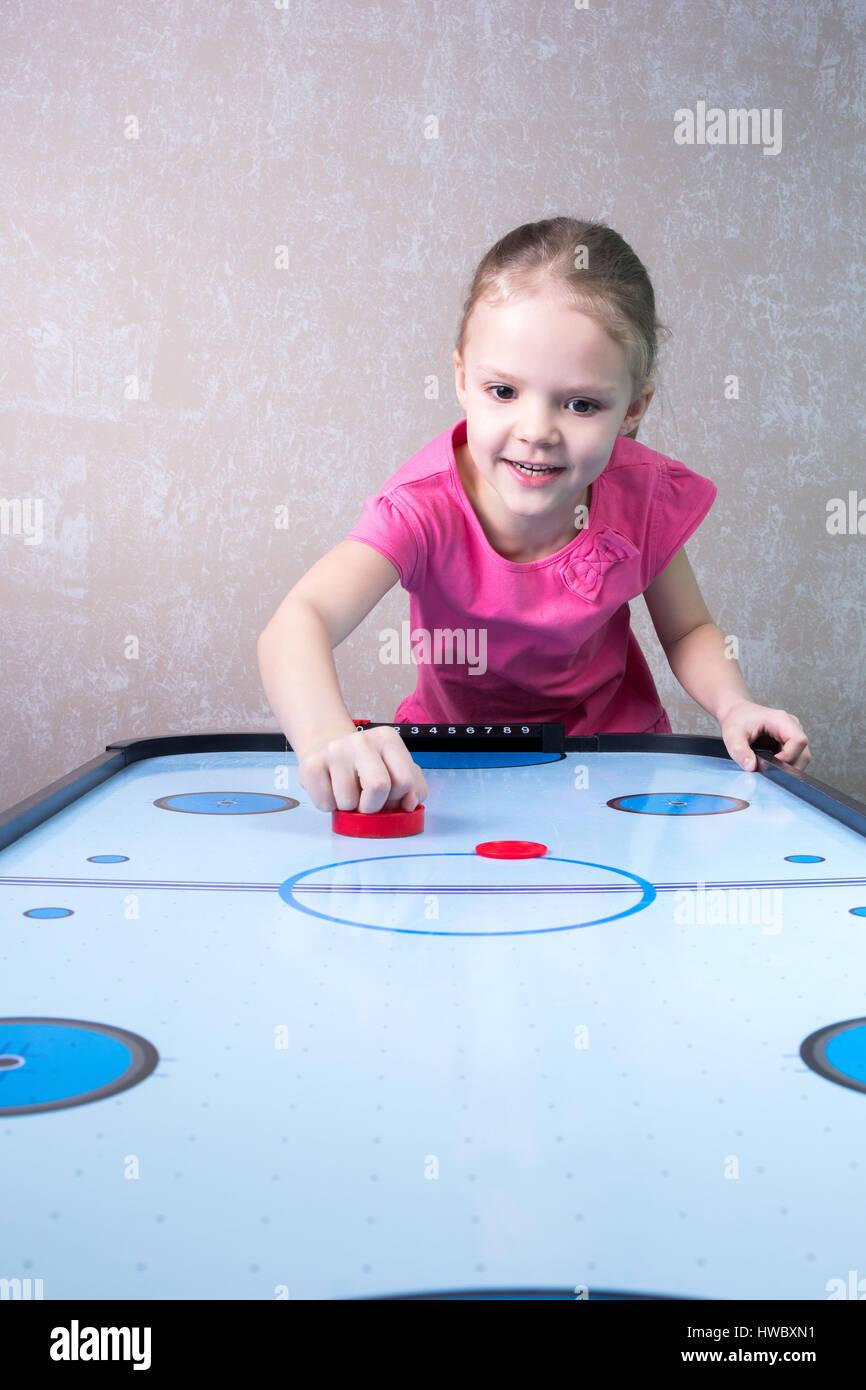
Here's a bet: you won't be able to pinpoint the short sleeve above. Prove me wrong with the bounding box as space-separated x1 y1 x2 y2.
649 458 717 578
346 492 422 591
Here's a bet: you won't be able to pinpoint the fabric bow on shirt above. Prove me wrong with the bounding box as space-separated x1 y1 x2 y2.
557 527 641 602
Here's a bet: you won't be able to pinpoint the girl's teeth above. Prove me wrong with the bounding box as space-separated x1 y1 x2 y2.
509 460 558 474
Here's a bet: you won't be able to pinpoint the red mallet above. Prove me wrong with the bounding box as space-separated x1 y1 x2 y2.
332 802 425 838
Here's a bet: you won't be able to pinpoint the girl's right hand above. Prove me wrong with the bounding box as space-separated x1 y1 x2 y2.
297 725 429 814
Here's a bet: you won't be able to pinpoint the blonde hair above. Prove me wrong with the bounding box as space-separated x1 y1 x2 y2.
455 217 670 440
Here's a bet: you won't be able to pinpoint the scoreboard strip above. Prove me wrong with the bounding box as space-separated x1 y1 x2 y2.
352 721 565 752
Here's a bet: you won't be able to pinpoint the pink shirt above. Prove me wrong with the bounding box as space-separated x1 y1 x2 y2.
346 417 717 736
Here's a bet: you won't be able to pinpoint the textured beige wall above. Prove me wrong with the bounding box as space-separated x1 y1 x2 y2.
2 0 864 812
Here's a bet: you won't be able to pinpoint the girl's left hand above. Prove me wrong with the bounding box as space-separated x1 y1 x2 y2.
720 700 812 773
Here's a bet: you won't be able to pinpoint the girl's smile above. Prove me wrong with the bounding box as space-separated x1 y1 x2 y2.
500 456 569 486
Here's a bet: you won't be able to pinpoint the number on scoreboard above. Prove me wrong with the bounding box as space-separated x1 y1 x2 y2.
362 722 562 751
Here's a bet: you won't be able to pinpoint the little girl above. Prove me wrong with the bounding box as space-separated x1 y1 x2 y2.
258 217 811 814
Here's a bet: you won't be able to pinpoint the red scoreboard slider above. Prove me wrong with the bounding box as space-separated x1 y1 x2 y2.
332 802 425 838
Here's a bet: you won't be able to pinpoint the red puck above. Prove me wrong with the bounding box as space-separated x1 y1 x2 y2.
332 803 425 838
475 840 548 859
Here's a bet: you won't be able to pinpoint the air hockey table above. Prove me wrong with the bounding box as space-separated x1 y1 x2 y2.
2 721 866 1302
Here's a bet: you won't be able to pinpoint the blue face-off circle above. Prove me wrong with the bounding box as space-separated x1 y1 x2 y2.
800 1019 866 1094
279 853 656 936
0 1018 159 1116
607 792 749 815
154 792 298 814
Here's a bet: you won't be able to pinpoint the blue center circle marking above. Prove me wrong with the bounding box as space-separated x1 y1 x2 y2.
279 852 655 936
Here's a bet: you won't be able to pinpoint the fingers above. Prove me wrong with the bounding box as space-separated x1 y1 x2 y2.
730 742 758 771
298 728 428 814
771 711 811 771
723 723 763 770
779 733 812 772
739 729 811 773
375 746 429 813
352 734 406 813
723 705 812 774
330 735 386 811
364 727 429 812
298 742 343 812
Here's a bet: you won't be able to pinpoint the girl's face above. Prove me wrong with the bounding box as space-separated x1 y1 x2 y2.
453 287 653 528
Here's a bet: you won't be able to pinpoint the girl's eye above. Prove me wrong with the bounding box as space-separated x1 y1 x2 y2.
486 385 597 415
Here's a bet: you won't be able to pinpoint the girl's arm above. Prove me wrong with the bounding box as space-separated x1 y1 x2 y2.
661 620 753 725
257 538 430 813
644 548 811 771
643 547 741 709
257 538 402 758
